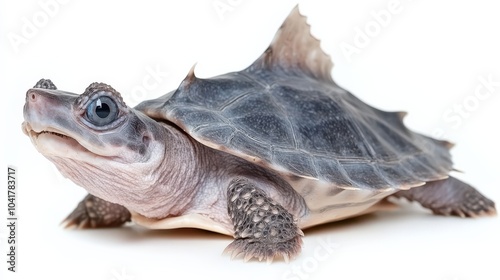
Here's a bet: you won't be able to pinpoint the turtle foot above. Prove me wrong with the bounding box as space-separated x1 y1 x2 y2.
62 194 131 229
225 178 304 263
394 176 496 218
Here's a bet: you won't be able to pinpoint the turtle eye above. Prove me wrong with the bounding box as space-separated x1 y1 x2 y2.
86 96 118 126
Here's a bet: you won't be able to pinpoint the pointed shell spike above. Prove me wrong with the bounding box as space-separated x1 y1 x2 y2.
179 63 198 90
248 5 334 83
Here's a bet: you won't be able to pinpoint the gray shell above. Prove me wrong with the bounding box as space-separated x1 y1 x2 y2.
136 7 453 191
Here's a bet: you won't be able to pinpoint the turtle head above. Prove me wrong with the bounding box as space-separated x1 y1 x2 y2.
22 79 167 205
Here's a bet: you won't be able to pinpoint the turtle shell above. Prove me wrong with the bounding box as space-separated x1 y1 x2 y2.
136 7 453 191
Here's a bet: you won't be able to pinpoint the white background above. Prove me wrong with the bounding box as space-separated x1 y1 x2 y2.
1 0 500 279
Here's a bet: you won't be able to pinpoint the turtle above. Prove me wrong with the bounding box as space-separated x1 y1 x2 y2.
22 6 496 262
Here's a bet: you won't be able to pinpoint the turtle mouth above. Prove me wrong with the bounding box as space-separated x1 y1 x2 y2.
22 121 126 161
23 122 73 141
39 130 70 139
22 121 90 156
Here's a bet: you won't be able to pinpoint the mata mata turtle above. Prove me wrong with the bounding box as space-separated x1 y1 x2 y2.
22 7 496 262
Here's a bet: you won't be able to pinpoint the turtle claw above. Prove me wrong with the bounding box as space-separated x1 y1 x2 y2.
61 204 89 229
283 253 290 263
224 236 302 263
62 194 131 229
486 206 497 216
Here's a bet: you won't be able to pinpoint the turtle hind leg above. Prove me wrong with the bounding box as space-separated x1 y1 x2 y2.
62 194 131 228
393 176 496 217
224 178 303 263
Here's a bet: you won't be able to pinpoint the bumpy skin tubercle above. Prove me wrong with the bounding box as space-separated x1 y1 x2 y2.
33 78 57 90
225 179 303 263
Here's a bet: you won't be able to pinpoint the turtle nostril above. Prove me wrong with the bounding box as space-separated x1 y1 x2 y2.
28 91 37 102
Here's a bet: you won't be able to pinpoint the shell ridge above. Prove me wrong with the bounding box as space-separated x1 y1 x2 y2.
246 6 334 83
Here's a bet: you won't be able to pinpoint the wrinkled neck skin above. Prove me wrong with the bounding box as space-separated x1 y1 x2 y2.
129 123 203 217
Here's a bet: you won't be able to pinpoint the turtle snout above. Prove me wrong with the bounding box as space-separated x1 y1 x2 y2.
25 88 55 104
23 89 47 132
24 89 48 115
23 87 78 133
24 87 79 111
26 78 58 103
26 89 38 103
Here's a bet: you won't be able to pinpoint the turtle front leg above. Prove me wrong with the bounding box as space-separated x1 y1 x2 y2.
62 194 131 228
224 178 303 262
